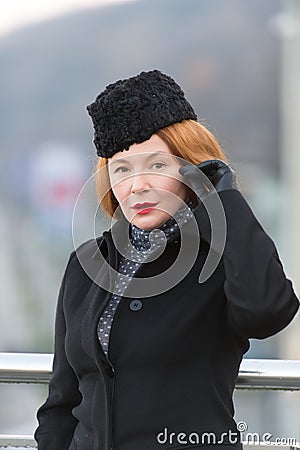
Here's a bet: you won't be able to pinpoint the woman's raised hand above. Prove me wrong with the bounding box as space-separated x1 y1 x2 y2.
178 159 238 200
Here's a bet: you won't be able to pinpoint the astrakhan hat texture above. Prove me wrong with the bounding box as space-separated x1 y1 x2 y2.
86 69 197 158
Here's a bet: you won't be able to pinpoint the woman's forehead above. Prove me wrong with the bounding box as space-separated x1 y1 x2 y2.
110 134 172 162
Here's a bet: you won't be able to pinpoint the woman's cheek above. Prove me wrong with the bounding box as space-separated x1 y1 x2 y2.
111 180 129 204
160 179 185 200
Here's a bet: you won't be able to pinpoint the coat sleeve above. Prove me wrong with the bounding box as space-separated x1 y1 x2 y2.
195 188 300 339
34 251 82 450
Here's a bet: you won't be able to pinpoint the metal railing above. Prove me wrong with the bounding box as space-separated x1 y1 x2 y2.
1 353 300 389
0 353 300 448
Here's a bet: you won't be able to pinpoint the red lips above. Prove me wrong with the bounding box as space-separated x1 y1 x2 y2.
132 202 158 215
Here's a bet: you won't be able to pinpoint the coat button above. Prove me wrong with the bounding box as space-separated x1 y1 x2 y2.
129 300 143 311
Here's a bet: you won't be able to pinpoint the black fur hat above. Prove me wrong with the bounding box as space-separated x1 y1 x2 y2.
86 69 197 158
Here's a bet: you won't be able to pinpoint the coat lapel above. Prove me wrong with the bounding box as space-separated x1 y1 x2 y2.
80 217 130 366
80 233 115 366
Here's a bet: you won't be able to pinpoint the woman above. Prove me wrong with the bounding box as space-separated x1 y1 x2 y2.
34 70 299 450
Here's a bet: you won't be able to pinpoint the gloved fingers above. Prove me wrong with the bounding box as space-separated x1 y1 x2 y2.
178 159 220 186
197 159 231 175
196 159 219 174
178 162 209 184
178 161 214 198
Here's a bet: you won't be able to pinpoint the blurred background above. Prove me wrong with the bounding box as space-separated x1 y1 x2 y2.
0 0 299 445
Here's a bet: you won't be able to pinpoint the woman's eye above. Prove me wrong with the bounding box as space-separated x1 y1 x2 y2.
115 166 129 173
151 162 166 170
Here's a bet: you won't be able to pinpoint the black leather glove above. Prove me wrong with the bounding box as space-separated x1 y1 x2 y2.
178 159 238 201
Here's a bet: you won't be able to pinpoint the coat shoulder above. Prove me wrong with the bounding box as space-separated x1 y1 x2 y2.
66 235 108 282
73 235 106 259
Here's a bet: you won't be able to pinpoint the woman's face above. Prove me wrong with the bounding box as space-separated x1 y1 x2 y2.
108 134 189 230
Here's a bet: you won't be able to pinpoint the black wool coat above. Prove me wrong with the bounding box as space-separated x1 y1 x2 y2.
34 189 299 450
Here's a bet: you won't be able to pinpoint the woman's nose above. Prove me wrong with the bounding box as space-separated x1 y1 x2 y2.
130 172 150 193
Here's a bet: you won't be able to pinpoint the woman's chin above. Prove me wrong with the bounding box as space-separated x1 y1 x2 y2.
130 210 172 230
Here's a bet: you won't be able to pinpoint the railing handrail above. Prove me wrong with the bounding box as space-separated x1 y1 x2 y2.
0 352 300 390
0 352 51 384
0 435 36 448
0 353 300 448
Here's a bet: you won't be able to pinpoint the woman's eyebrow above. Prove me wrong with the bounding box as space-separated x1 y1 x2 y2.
109 152 168 167
145 151 169 161
109 158 128 166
